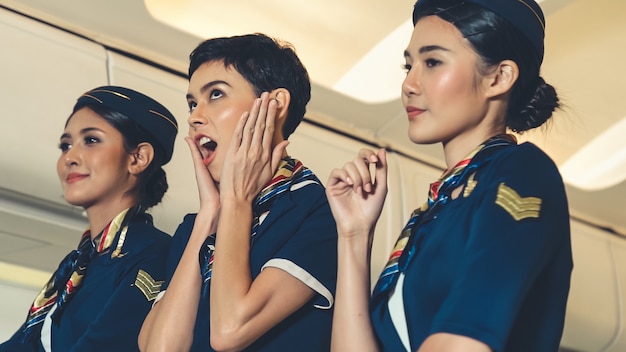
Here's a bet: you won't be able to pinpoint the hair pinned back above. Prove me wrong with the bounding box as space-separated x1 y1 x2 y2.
413 0 559 132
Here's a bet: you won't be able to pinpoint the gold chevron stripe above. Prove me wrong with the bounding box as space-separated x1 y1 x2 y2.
134 269 164 301
463 172 477 198
495 183 542 221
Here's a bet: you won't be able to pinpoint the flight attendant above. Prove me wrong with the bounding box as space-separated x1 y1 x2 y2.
0 86 177 351
327 1 572 351
139 34 338 351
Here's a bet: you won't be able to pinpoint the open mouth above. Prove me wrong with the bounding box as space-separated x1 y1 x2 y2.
199 136 217 151
198 136 217 165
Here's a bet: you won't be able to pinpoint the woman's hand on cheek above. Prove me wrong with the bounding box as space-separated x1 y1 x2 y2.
185 136 221 218
220 92 289 204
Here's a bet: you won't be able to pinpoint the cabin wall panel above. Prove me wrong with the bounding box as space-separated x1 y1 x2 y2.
560 220 619 351
0 8 108 205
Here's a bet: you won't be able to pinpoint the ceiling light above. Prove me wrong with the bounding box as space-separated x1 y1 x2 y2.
560 116 626 191
332 19 413 104
0 261 50 288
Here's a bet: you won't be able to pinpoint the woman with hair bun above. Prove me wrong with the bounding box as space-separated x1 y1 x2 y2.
327 0 572 351
0 86 177 351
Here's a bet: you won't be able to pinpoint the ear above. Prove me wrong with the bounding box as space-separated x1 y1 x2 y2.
269 88 291 139
484 60 519 99
269 88 291 119
128 142 155 175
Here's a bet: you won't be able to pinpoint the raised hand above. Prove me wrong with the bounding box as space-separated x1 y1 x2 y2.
219 92 289 204
326 148 388 238
185 135 221 219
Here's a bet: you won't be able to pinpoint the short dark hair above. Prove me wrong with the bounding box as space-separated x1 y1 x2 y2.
413 0 560 132
189 33 311 139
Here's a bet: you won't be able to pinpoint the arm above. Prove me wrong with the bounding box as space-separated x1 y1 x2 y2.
326 148 388 352
417 333 491 352
138 213 217 352
139 133 221 351
207 93 313 351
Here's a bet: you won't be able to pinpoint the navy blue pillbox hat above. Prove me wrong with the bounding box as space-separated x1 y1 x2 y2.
73 86 178 165
413 0 546 62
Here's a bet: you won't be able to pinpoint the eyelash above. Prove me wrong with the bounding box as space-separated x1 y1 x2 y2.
58 136 99 152
58 142 70 152
425 58 441 67
187 89 225 113
209 89 224 100
401 58 442 73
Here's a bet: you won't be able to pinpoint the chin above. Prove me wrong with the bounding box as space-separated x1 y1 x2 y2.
408 134 438 145
63 198 87 208
62 192 90 208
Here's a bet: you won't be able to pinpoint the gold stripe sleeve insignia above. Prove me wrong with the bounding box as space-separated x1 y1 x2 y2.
134 269 164 301
463 172 478 198
495 183 542 221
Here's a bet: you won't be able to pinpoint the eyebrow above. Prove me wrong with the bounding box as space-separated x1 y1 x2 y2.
186 80 230 101
59 127 103 140
404 45 451 58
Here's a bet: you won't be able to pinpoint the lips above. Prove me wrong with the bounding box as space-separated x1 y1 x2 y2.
67 172 88 184
406 106 425 120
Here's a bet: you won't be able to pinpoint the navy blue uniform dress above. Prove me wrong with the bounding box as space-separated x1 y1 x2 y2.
159 171 338 351
0 217 171 352
371 143 572 352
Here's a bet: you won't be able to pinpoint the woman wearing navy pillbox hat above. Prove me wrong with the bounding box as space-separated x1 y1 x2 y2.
0 86 177 351
327 0 571 351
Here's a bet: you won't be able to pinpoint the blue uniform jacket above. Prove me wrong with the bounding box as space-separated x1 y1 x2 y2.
371 143 573 352
0 216 171 352
161 175 338 351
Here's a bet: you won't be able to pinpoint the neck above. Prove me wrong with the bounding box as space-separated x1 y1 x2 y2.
85 199 136 238
442 127 506 169
440 98 511 168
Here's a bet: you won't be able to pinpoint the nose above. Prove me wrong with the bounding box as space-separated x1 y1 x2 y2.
187 102 208 130
61 146 80 167
402 67 421 98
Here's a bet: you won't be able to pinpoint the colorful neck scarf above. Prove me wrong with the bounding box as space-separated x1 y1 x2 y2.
372 135 517 299
18 208 131 344
199 157 318 298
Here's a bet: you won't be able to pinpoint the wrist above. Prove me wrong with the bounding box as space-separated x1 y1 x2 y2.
337 233 373 276
220 196 252 211
192 212 218 239
338 229 374 246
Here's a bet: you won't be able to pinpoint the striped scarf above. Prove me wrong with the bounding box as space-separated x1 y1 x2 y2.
372 135 517 298
199 157 318 298
18 208 131 344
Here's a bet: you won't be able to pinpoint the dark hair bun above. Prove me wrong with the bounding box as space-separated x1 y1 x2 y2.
507 77 560 133
138 167 168 209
